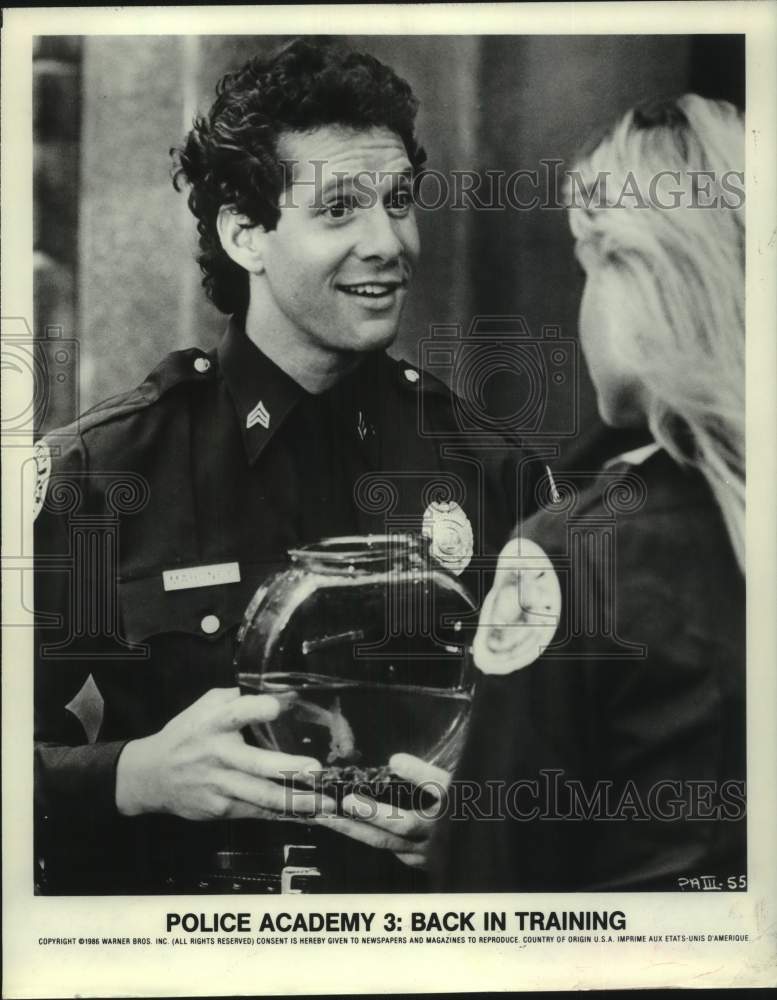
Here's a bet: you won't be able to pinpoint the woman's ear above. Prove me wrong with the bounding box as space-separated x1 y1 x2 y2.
216 206 266 274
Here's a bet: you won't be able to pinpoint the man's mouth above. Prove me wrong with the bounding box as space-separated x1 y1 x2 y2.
336 280 405 299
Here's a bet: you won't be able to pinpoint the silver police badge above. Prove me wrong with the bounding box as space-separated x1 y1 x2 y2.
422 499 473 576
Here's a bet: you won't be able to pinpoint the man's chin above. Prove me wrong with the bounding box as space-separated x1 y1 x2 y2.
347 320 401 354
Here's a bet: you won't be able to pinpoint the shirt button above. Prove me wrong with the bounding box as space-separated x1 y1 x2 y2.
404 368 420 383
194 357 211 374
200 614 220 635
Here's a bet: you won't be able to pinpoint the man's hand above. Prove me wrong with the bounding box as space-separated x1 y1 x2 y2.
313 753 450 868
115 687 336 821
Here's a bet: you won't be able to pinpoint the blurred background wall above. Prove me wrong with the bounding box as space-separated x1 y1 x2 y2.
34 34 744 460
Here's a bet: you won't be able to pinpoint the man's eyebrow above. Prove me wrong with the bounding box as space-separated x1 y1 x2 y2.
317 174 355 199
317 166 414 195
382 166 414 184
375 168 415 198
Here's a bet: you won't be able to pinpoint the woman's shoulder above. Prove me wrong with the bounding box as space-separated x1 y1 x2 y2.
524 447 725 551
518 447 742 647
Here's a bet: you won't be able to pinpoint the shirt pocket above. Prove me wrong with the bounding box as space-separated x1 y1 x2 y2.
106 564 280 727
117 572 264 645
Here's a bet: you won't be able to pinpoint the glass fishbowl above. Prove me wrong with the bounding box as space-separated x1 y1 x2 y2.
235 534 476 802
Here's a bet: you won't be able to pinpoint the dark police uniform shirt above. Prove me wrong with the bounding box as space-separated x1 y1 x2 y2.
34 319 536 894
436 446 746 892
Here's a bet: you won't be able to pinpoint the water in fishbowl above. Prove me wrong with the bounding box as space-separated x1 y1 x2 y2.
239 670 471 803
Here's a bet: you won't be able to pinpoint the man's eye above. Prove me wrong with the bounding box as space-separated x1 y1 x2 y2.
386 188 413 216
322 199 355 221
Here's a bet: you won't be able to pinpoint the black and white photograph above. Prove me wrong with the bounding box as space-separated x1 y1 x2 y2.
3 3 776 996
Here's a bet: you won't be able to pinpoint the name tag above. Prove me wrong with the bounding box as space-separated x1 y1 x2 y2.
162 562 241 592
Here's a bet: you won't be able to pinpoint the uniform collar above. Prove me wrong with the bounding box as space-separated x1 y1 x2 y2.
218 316 390 465
218 316 307 465
602 441 661 469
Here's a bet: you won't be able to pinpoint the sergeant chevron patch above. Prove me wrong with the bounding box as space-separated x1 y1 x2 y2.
246 400 270 430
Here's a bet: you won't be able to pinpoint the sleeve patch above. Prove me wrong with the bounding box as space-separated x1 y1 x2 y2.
473 536 561 675
32 439 52 521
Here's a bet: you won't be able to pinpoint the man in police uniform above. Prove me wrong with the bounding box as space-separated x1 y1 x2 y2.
34 38 530 893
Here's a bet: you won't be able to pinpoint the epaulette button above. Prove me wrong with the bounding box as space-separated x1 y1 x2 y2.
194 357 211 374
403 367 420 384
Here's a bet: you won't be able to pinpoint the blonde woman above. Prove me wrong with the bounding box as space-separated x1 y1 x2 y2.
438 96 746 891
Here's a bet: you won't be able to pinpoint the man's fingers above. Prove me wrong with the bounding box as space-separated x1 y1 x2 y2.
389 753 451 796
218 771 335 816
340 793 438 838
204 686 240 701
224 742 322 784
314 813 417 854
395 851 428 869
226 802 326 825
212 693 284 732
221 800 287 822
187 687 239 714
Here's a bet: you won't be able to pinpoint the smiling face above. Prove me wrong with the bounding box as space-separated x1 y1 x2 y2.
252 125 420 362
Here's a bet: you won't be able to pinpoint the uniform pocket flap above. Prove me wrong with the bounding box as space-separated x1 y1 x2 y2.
118 572 263 643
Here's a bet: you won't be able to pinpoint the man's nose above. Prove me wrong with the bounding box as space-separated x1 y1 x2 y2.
355 203 405 261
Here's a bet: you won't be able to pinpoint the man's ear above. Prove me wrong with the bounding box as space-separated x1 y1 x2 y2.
217 207 267 274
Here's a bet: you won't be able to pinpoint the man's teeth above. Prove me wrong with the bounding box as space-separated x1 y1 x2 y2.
340 283 397 297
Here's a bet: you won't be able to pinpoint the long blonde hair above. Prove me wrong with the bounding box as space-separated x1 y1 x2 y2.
567 94 745 570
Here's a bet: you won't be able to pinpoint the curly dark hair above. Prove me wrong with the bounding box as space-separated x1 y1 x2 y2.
171 36 427 315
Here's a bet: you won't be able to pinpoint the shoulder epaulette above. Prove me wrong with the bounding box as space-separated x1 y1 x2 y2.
392 356 452 399
393 352 534 451
52 347 217 441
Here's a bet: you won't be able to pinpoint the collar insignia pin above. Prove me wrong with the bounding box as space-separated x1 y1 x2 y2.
357 410 369 441
246 400 270 431
545 464 561 504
